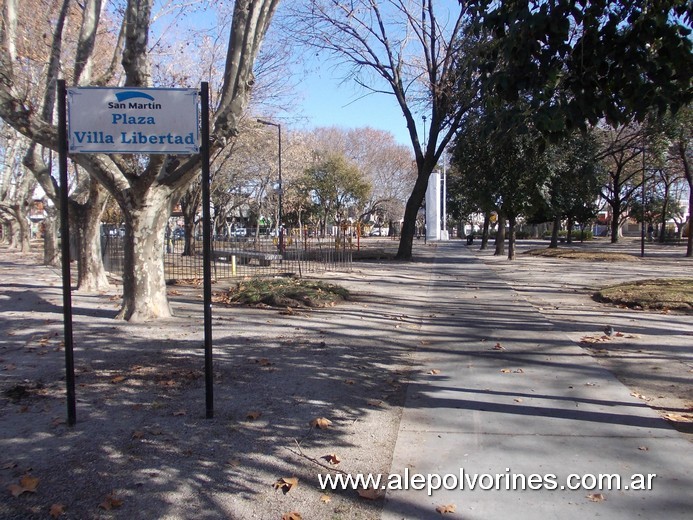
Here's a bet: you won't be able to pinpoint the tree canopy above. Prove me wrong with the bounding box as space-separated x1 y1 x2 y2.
471 0 693 138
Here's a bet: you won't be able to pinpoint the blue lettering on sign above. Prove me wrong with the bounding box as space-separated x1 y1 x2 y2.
112 113 156 125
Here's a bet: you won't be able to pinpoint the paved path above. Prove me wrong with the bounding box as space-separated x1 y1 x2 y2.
382 242 692 519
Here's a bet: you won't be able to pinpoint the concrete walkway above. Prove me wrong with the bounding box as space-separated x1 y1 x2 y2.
382 242 692 519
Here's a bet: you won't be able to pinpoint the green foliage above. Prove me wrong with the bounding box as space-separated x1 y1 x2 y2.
303 154 372 227
471 0 693 139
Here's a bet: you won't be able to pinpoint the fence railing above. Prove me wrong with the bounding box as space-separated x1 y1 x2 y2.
102 231 353 281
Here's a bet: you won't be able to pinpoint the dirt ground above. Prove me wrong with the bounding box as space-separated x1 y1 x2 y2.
0 244 420 520
1 237 691 519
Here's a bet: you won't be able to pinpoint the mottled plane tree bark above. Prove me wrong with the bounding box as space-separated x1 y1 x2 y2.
0 0 280 320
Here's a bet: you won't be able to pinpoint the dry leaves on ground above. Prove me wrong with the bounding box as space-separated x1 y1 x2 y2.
436 503 456 514
310 417 332 429
323 454 341 465
99 494 124 510
8 474 39 497
357 487 383 500
587 493 606 502
49 503 65 518
273 477 299 494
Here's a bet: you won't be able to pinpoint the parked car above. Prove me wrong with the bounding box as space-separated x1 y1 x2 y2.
172 228 185 240
233 228 247 237
369 228 389 236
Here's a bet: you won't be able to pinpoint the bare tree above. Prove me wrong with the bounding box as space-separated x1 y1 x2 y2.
0 130 35 251
0 0 280 321
595 124 650 243
286 0 476 259
301 126 414 231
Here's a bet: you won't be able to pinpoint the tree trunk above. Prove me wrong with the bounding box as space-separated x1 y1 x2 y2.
610 200 621 243
72 182 110 291
550 215 560 248
396 170 430 260
659 183 670 243
480 213 490 250
117 189 173 321
12 203 31 253
43 206 60 266
494 214 506 256
507 214 516 260
687 184 692 257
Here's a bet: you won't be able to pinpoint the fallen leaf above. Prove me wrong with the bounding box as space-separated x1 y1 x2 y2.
246 411 262 420
492 343 505 350
49 503 66 518
429 369 441 375
310 417 332 429
2 461 17 470
8 484 25 497
500 368 512 373
320 494 332 503
513 368 524 373
273 477 299 494
19 475 39 492
99 494 124 510
172 409 186 416
281 513 302 520
131 430 145 439
110 375 126 384
7 474 39 497
436 503 456 514
586 493 605 502
366 399 384 407
226 459 242 467
343 379 355 385
323 454 341 465
638 446 649 451
514 398 524 403
257 358 272 366
357 487 383 500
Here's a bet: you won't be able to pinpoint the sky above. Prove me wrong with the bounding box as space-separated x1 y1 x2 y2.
293 69 416 149
150 1 422 150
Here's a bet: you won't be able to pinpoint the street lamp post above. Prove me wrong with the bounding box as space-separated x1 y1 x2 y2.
257 119 283 253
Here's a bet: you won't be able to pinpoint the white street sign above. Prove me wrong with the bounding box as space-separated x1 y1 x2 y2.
67 87 200 154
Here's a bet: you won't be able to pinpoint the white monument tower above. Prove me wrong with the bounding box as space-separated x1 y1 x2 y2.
425 163 449 241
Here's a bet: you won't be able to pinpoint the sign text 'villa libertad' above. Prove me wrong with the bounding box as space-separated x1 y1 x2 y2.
67 87 200 154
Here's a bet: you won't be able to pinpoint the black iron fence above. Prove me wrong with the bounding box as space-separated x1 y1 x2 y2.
102 229 353 281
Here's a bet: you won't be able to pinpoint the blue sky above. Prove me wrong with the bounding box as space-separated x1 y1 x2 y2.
294 70 415 148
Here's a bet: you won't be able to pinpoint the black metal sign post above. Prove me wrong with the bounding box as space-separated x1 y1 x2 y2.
57 79 77 426
200 82 213 419
59 82 211 422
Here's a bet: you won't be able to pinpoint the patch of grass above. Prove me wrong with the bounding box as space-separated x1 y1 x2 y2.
525 248 638 262
595 278 693 312
214 277 350 308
